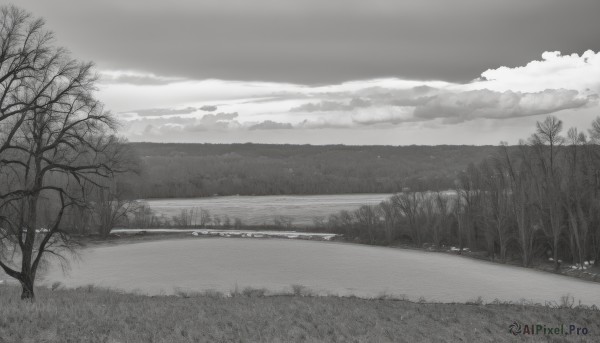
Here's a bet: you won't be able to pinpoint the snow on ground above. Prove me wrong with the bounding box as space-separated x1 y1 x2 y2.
111 228 337 240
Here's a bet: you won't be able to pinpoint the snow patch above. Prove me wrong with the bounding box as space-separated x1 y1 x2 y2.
111 228 338 241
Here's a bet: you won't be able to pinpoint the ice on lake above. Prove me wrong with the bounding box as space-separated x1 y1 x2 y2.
42 238 600 306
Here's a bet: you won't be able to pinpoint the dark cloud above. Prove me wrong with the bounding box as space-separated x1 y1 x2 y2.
184 123 229 132
199 112 238 123
298 119 349 129
291 98 371 112
413 89 591 124
249 120 294 130
348 98 371 108
100 72 183 85
130 107 198 117
354 86 438 99
354 87 439 106
18 0 600 84
243 93 311 104
179 112 240 131
286 87 596 129
291 101 345 112
200 105 218 112
134 112 240 133
289 86 440 113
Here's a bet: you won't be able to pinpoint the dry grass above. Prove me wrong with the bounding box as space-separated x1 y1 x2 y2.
0 285 599 342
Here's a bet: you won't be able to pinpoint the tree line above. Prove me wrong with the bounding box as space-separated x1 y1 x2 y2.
116 206 245 231
317 116 600 270
122 143 500 198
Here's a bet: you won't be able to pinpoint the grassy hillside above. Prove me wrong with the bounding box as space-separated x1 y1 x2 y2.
1 285 598 342
125 143 501 198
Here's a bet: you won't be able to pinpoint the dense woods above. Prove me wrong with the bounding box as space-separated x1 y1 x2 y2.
123 143 500 198
319 116 600 270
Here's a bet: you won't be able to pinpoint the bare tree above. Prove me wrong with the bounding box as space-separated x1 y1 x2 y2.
561 127 597 267
501 142 535 266
338 210 355 237
392 192 421 245
130 203 154 229
0 6 122 299
172 209 193 227
213 215 222 227
199 208 211 227
87 141 141 237
354 205 379 243
433 190 452 249
273 215 293 229
587 118 600 263
419 195 437 247
480 159 513 262
233 217 243 229
530 116 565 270
378 199 399 243
94 182 141 237
454 165 482 251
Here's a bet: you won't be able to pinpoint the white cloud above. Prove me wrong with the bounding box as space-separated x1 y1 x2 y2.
471 50 600 94
249 120 293 130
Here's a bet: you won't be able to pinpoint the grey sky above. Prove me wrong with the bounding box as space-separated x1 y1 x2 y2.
12 1 600 145
17 0 600 84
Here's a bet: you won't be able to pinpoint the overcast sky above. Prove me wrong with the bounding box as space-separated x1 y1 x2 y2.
17 0 600 145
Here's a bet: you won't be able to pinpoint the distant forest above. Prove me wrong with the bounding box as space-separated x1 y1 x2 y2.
121 143 501 199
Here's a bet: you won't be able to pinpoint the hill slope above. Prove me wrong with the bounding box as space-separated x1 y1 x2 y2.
0 285 597 342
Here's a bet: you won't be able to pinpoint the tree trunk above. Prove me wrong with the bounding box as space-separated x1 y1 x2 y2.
553 237 560 271
20 276 35 300
499 235 507 263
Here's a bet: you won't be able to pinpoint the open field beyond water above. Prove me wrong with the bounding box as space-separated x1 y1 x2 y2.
144 194 394 226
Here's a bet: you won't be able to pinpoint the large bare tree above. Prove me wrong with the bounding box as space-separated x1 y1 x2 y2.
530 116 565 270
0 5 123 300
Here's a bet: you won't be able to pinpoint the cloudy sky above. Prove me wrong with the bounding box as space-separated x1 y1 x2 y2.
18 0 600 145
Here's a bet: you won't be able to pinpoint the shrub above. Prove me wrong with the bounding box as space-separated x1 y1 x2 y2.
242 287 268 297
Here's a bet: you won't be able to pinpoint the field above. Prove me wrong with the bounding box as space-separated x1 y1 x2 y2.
0 285 598 343
144 193 392 227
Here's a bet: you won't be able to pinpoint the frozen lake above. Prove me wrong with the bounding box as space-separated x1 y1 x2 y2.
42 238 600 306
144 194 393 226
